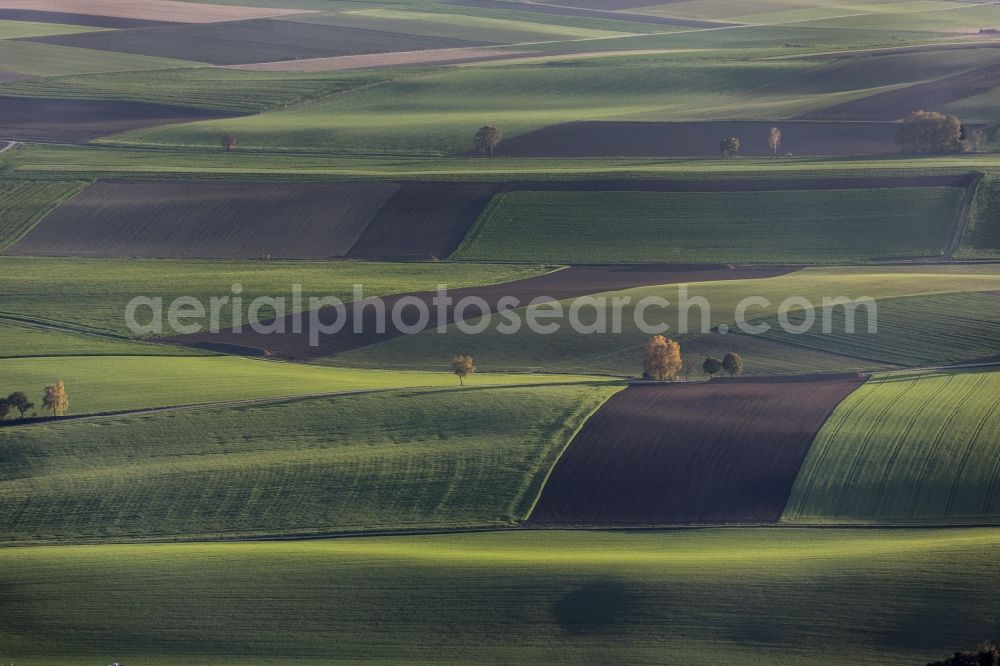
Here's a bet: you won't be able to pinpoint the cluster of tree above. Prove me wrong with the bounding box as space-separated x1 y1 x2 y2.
474 125 502 156
901 111 966 153
702 352 743 378
927 642 999 666
0 381 69 422
719 127 784 159
451 354 476 385
641 337 744 381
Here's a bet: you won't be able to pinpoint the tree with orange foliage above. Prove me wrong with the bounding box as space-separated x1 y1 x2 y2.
451 354 476 385
642 335 682 381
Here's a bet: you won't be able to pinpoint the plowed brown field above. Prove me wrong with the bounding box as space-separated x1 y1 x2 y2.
528 375 865 525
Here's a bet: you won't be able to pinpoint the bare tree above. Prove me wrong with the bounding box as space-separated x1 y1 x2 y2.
768 127 782 157
221 134 237 152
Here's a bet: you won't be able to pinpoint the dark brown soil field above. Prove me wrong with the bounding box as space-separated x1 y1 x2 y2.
537 0 674 9
348 182 501 260
0 8 175 27
445 0 736 27
510 174 975 191
165 265 793 360
798 62 1000 121
5 181 401 259
26 18 489 66
494 120 902 157
528 375 865 525
0 96 234 142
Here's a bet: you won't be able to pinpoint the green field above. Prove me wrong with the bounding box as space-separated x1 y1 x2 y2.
2 528 999 664
0 384 618 541
0 67 390 114
0 180 87 250
0 40 201 77
333 265 1000 374
105 58 826 154
0 319 206 358
291 7 641 41
0 257 553 337
0 20 108 40
784 367 1000 524
0 355 609 415
454 188 965 263
758 291 1000 365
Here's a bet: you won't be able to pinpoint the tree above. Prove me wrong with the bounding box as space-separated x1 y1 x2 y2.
719 136 740 158
42 380 69 417
900 111 964 153
642 335 682 381
474 125 502 156
768 127 782 157
0 398 9 422
927 642 1000 666
722 352 744 378
702 356 722 378
7 391 33 419
221 133 236 152
451 354 476 385
683 359 697 382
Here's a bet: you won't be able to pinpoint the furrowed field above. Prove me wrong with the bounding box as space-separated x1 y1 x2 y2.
454 187 965 263
784 368 1000 524
0 384 618 541
2 1 1000 663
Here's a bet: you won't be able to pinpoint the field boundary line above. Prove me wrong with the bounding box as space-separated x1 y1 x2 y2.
0 179 89 251
782 376 871 519
519 383 627 522
947 171 984 258
0 378 623 427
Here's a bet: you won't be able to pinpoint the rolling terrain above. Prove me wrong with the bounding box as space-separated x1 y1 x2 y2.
2 0 1000 663
2 529 999 665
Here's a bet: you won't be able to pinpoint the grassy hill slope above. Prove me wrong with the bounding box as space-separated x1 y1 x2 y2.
2 528 999 664
0 383 618 542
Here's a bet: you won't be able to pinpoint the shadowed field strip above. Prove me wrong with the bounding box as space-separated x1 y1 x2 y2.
3 529 1000 664
168 265 791 360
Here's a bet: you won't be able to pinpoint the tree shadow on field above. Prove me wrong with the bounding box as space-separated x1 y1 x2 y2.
552 579 650 636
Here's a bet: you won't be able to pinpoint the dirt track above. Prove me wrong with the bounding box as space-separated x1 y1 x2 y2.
528 375 865 525
0 96 235 143
166 265 793 360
